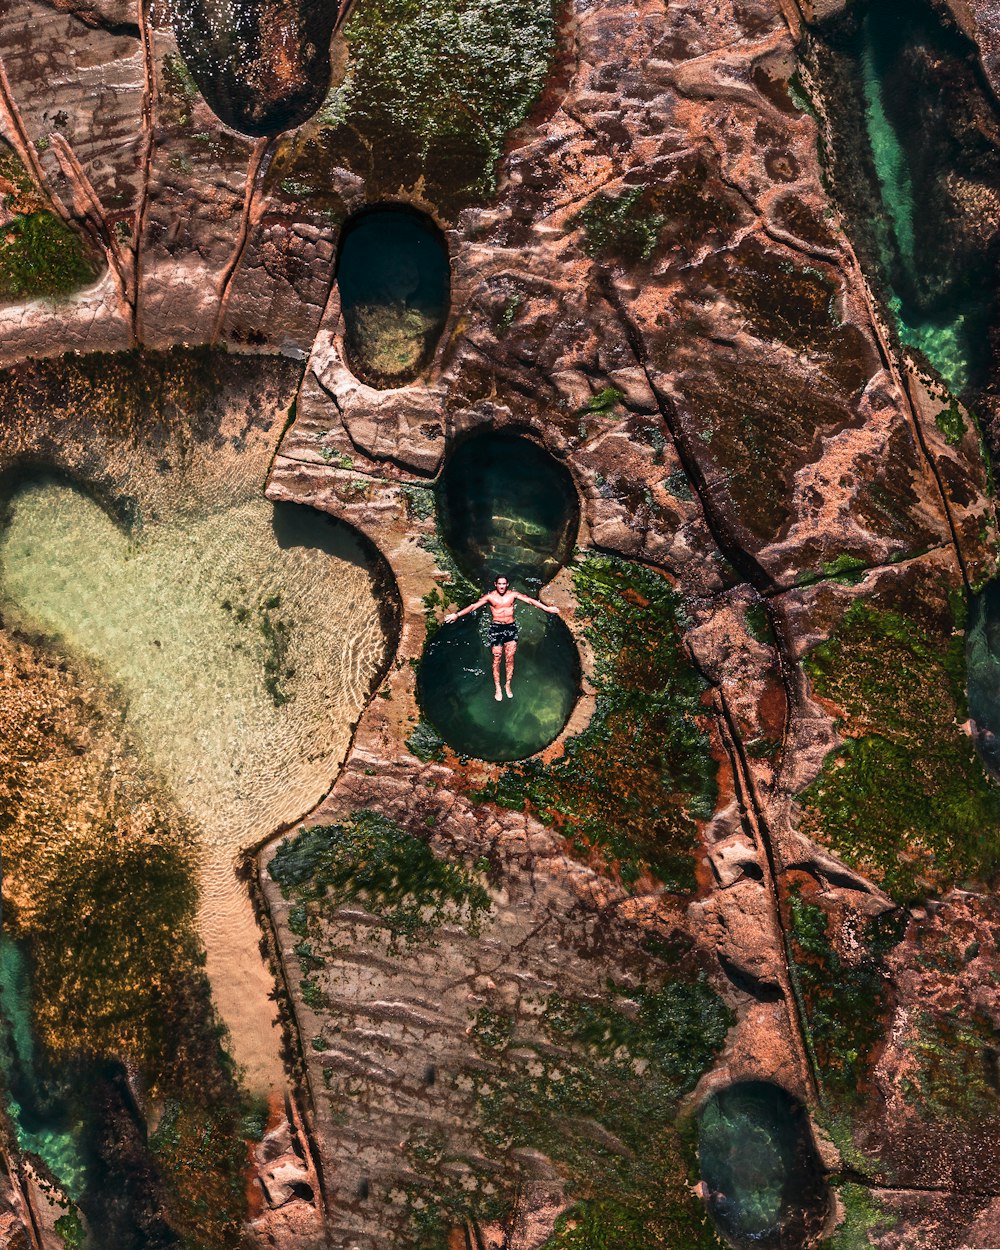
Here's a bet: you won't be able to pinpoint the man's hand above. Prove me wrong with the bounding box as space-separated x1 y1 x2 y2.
546 604 561 615
445 613 457 623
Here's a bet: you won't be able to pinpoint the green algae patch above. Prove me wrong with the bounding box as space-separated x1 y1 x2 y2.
461 980 732 1250
573 159 740 263
271 810 492 948
301 0 555 209
0 143 101 304
823 1182 894 1250
798 600 1000 902
786 887 903 1107
476 555 716 889
0 213 100 304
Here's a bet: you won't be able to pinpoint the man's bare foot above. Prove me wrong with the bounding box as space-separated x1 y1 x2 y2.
495 687 503 701
505 684 513 698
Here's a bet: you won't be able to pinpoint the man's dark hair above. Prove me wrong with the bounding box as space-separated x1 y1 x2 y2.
494 574 509 586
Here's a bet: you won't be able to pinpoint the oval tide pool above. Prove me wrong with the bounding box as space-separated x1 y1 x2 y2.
337 207 451 388
437 430 578 590
418 609 578 762
172 0 340 136
698 1081 829 1249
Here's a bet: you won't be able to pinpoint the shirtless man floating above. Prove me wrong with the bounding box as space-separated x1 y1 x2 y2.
445 575 560 701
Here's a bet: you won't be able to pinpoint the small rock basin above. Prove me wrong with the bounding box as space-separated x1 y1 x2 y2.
698 1081 829 1249
336 206 451 388
437 429 578 589
172 0 340 136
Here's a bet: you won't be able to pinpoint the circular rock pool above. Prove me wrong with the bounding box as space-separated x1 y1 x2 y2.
698 1081 829 1249
437 429 578 590
418 603 579 763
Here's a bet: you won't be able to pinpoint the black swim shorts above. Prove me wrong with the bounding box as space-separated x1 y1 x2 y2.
488 621 519 647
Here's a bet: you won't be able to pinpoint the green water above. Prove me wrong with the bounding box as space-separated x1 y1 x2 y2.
698 1081 828 1249
966 582 1000 776
336 207 451 387
0 477 386 1089
853 0 993 395
437 430 578 591
0 938 87 1200
418 609 578 762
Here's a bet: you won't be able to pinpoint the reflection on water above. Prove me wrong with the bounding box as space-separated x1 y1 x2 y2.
698 1081 829 1249
418 609 578 762
437 431 578 590
337 207 450 387
172 0 340 136
0 483 386 1091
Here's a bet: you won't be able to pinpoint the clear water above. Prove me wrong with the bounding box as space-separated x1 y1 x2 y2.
698 1081 828 1249
0 481 386 1091
855 2 990 395
437 431 578 590
966 582 1000 776
0 938 87 1200
418 610 578 762
336 208 451 387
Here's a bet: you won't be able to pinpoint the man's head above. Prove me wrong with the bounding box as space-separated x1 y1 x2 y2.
494 575 509 593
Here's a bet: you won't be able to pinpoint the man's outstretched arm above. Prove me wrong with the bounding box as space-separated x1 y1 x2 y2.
445 594 491 623
513 591 560 614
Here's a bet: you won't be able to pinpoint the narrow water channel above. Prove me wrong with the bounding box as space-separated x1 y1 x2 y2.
819 0 1000 395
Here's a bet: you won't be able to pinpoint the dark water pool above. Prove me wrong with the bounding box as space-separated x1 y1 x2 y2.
336 207 450 388
437 431 578 591
967 582 1000 775
698 1081 829 1249
418 609 578 762
171 0 339 136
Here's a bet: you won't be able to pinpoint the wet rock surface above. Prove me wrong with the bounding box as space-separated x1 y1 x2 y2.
0 0 998 1246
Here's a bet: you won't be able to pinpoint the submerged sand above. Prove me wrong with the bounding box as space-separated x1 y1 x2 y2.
0 480 387 1091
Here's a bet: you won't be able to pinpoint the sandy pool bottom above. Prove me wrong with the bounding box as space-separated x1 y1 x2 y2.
0 479 388 1092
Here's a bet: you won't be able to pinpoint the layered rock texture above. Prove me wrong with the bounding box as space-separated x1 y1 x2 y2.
0 0 998 1246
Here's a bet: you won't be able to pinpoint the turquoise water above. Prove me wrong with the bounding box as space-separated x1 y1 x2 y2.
698 1082 828 1248
336 207 450 387
437 431 578 590
0 938 87 1200
966 582 1000 776
853 0 992 395
418 609 578 762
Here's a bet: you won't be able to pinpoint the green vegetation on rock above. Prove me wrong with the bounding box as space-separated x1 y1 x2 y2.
799 599 1000 902
476 555 716 888
463 980 732 1250
787 887 903 1106
311 0 555 206
271 810 492 948
0 145 100 303
823 1182 894 1250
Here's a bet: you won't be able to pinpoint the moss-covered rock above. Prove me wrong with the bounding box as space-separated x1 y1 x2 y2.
798 597 1000 902
476 555 717 889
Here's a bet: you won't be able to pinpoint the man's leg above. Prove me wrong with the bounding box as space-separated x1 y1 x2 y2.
504 640 516 697
492 645 503 700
